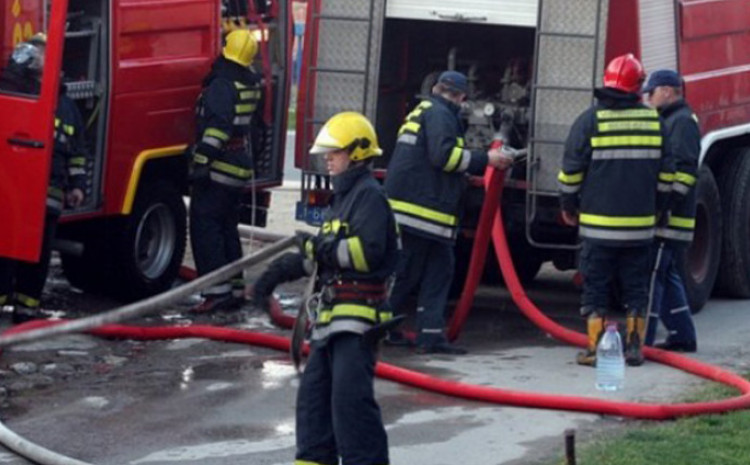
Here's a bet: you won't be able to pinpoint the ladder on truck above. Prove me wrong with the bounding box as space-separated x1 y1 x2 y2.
299 0 385 176
526 0 609 249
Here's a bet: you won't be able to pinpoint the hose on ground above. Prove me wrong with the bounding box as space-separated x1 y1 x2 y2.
2 168 750 465
0 237 296 348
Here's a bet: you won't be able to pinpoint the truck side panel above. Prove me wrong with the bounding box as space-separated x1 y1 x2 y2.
679 0 750 134
105 0 218 214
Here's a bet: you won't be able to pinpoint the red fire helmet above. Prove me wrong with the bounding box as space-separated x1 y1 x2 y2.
603 53 645 93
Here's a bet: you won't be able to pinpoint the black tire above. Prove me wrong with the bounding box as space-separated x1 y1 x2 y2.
716 149 750 297
60 221 111 294
107 183 187 301
676 166 722 313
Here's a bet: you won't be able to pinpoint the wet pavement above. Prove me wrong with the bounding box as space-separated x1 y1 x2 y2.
1 189 750 464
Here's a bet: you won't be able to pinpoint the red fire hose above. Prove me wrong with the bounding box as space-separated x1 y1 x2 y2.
6 168 750 422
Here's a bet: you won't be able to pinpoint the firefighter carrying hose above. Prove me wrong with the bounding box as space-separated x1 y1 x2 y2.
189 29 262 312
643 69 699 353
557 54 674 367
0 33 89 324
384 70 512 355
251 112 400 465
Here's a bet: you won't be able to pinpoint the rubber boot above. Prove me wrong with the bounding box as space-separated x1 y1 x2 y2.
625 315 646 366
576 315 604 366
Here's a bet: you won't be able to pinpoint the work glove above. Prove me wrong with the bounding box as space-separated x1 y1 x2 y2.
295 230 317 260
251 253 308 312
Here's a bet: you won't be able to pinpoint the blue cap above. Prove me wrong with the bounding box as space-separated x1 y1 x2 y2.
438 70 468 94
643 69 683 94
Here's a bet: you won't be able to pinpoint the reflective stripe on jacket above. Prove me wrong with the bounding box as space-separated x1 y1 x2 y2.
385 95 488 244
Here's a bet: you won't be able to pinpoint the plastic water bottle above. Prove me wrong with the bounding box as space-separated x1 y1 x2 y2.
596 323 625 391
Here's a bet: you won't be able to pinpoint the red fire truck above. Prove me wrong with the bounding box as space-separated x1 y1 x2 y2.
295 0 750 312
0 0 291 300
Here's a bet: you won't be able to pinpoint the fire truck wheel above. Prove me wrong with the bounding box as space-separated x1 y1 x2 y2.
676 165 722 313
715 150 750 298
59 221 112 295
110 183 187 301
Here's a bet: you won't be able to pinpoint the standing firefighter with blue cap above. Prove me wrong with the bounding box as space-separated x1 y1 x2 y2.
643 69 699 353
557 54 675 367
189 29 262 313
385 70 512 355
251 112 400 465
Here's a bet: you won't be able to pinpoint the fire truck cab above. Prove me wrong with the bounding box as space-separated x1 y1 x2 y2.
0 0 291 300
296 0 750 312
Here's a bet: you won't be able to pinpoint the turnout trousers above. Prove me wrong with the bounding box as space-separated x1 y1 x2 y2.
645 242 697 346
387 230 455 347
580 241 651 316
189 178 242 296
0 209 60 308
295 332 389 465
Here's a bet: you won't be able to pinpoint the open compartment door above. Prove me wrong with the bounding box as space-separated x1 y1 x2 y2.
0 0 67 261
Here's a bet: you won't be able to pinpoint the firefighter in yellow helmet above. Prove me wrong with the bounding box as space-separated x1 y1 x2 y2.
188 29 262 312
252 112 399 465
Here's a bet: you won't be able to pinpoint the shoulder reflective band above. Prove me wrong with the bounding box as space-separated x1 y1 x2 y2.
579 214 655 227
389 199 457 226
596 109 659 119
233 81 247 89
398 121 421 135
597 120 661 132
590 135 663 148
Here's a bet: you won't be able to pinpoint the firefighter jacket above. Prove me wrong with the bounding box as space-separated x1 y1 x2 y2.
49 92 89 214
656 99 700 245
558 88 674 247
308 164 401 343
385 95 488 244
192 56 261 189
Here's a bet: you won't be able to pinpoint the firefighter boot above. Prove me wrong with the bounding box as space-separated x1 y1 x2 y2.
576 315 604 366
625 315 646 366
11 304 43 325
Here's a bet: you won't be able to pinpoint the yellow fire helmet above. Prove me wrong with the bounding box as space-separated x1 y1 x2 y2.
310 111 383 162
28 32 47 46
222 29 258 67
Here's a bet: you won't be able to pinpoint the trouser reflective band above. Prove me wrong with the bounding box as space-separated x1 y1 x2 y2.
15 293 40 308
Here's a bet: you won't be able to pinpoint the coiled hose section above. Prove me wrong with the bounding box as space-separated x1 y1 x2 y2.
0 168 749 465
